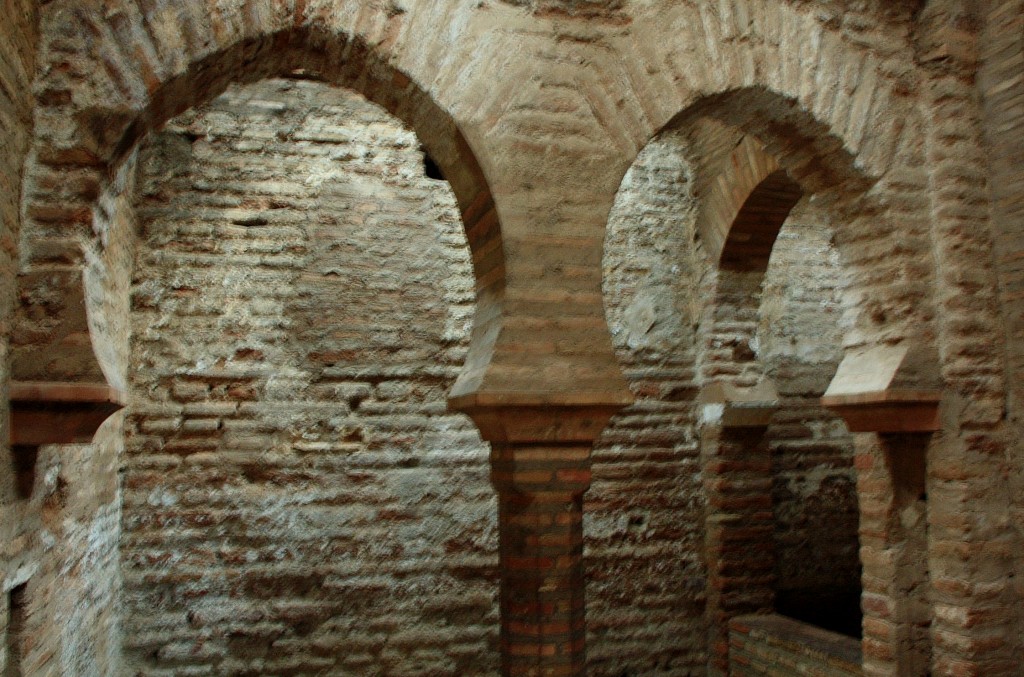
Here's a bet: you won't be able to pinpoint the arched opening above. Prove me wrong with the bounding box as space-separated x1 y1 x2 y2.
122 77 497 673
17 30 505 398
18 16 507 674
602 86 936 676
756 192 860 639
696 129 868 676
720 170 803 273
598 121 861 674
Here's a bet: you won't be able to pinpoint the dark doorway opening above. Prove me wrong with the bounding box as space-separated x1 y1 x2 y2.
775 586 863 639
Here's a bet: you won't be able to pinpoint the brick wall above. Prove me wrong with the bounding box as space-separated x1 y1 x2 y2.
596 130 707 674
729 614 861 677
123 78 499 675
981 0 1024 668
0 0 36 493
32 418 126 675
2 4 126 675
5 1 1023 674
121 77 858 676
597 129 859 674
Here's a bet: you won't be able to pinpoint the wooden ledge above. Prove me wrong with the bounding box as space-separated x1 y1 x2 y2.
820 389 941 433
10 381 127 446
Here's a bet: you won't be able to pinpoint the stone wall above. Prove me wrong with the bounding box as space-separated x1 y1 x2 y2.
124 78 498 675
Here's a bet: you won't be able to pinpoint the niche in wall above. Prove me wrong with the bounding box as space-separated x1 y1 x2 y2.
5 583 27 677
10 447 37 501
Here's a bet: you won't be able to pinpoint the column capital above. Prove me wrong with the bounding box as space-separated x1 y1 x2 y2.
821 343 942 433
10 380 126 447
448 392 629 444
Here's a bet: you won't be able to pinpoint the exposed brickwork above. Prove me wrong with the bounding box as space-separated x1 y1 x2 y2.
729 614 861 677
19 0 509 402
0 0 37 496
123 79 498 675
686 131 861 672
980 3 1024 668
917 3 1016 674
1 1 39 670
760 206 859 630
3 3 125 676
855 433 932 677
600 128 858 675
4 1 1024 675
597 130 707 675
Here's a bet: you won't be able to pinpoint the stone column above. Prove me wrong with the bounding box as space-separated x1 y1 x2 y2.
452 401 621 677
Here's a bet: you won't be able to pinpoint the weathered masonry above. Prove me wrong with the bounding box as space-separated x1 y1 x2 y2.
1 1 1022 676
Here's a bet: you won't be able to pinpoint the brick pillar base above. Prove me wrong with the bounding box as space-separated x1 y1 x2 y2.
450 400 623 677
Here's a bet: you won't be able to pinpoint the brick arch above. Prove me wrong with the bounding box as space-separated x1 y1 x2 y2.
18 8 503 391
720 168 803 272
620 81 929 676
629 80 932 364
585 0 931 352
667 87 877 202
601 0 918 181
697 135 804 273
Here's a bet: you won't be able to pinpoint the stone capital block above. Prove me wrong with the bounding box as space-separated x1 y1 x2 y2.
698 379 779 429
822 343 942 433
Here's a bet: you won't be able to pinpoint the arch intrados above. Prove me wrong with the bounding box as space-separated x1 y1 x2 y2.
662 87 876 199
611 86 883 282
721 169 804 274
